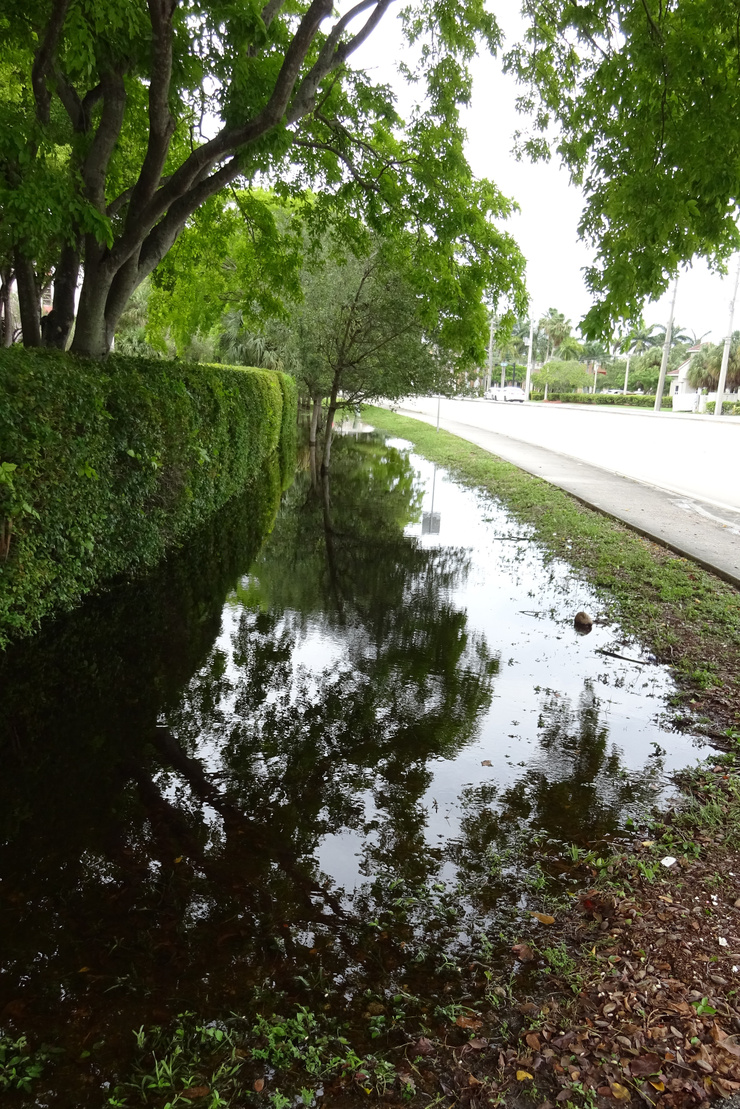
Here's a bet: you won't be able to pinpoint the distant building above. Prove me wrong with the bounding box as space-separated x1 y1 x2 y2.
667 343 703 398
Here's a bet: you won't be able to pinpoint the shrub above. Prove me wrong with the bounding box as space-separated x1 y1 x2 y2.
0 349 297 645
705 401 740 415
529 392 671 409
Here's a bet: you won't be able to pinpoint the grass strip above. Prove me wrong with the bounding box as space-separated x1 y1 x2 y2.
364 404 740 737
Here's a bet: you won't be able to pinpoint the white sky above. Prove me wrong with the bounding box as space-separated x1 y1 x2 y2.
353 3 736 343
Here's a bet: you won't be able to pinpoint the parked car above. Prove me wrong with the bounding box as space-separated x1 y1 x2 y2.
485 385 525 403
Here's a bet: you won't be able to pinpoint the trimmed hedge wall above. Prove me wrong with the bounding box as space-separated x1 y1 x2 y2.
0 349 297 645
706 401 740 415
530 392 672 410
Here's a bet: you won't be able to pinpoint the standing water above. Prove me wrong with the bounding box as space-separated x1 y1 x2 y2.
0 429 703 1106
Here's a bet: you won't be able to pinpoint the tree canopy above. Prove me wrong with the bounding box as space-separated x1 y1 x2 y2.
509 0 740 337
0 0 527 358
688 335 740 391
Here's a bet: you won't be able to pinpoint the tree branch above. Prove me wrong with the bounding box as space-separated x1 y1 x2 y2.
261 0 286 31
82 70 127 209
287 0 396 123
133 158 242 283
124 0 332 244
125 0 178 225
291 136 381 190
31 0 72 124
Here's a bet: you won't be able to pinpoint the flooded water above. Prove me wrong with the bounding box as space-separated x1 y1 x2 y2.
0 429 704 1105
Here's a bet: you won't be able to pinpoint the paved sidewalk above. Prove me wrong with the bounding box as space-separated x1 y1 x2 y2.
391 405 740 590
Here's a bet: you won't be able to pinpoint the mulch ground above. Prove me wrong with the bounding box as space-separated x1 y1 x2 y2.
388 766 740 1109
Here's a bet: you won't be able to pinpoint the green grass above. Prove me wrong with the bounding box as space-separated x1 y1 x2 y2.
365 405 740 731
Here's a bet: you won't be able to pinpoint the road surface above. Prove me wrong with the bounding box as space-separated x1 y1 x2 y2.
385 397 740 589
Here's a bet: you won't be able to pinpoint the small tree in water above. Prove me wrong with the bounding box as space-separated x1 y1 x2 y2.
284 240 456 471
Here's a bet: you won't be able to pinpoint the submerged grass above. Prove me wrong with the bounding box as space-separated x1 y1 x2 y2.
364 404 740 736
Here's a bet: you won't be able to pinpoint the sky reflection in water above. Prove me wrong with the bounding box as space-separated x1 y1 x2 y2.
171 430 701 896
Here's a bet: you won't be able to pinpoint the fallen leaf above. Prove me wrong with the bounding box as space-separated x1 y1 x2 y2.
631 1054 662 1077
182 1089 210 1100
530 912 556 925
481 760 492 767
413 1037 435 1056
468 1074 481 1086
526 1033 542 1051
512 943 537 962
649 1080 666 1092
468 1038 487 1051
253 1079 265 1093
517 1070 534 1081
456 1014 483 1030
610 1082 631 1101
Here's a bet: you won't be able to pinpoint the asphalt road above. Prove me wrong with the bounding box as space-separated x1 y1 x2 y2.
388 397 740 589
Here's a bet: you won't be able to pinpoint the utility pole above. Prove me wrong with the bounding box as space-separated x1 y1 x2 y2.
622 346 633 395
715 254 740 417
653 276 679 413
524 315 535 400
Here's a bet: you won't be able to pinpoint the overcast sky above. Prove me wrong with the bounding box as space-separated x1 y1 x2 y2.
355 4 737 344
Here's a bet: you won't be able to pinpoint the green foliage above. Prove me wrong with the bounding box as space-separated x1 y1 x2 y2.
0 0 526 356
0 1034 50 1093
688 334 740 390
0 348 296 645
705 401 740 415
146 192 305 356
532 392 672 409
146 196 526 377
508 1 740 336
532 360 592 392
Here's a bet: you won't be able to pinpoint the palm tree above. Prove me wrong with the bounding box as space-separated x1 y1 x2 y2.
687 334 740 390
539 308 572 361
218 310 285 370
649 322 693 348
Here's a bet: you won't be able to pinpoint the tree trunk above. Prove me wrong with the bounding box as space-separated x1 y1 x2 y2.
41 244 79 350
70 248 115 358
14 251 41 347
0 269 13 347
321 374 341 472
322 403 338 472
309 393 322 446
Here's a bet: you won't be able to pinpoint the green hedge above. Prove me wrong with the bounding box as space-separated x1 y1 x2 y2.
0 349 297 645
705 401 740 415
530 392 672 410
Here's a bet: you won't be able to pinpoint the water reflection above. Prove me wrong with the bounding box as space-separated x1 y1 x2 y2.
0 432 701 1106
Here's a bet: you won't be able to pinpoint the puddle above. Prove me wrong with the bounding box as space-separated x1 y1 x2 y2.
0 430 704 1105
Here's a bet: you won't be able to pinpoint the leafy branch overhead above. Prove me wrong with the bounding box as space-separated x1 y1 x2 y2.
0 0 526 358
508 0 740 337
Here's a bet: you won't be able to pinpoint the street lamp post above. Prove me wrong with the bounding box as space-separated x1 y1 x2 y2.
715 253 740 417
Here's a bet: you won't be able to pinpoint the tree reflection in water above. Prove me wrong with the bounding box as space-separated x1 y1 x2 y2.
0 434 673 1107
452 680 665 901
